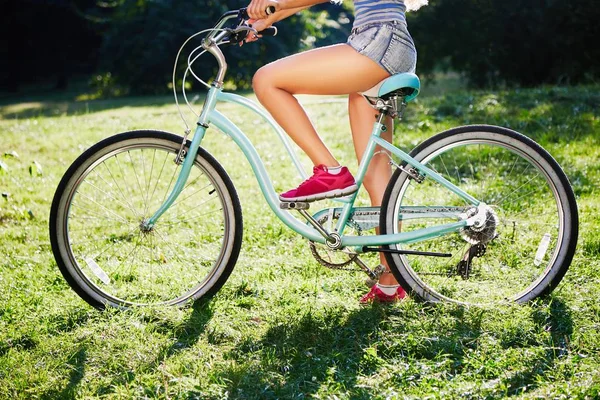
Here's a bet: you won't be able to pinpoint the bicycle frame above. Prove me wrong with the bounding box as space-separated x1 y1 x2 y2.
145 24 482 248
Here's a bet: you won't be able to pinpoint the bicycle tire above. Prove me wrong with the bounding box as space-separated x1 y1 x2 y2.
49 130 243 309
380 125 578 305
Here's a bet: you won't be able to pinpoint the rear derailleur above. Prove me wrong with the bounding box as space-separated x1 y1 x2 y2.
454 242 487 280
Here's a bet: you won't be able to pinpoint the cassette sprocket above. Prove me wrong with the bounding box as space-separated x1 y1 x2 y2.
461 206 499 244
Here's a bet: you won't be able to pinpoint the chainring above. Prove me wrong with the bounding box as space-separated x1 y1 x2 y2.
308 214 362 270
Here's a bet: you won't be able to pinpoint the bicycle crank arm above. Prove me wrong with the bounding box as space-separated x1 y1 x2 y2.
361 247 452 258
352 256 386 284
280 201 345 248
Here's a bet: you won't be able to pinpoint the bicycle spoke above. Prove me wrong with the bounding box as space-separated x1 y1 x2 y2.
161 194 220 225
383 130 574 305
148 150 171 210
127 150 146 208
113 153 142 217
101 162 139 219
139 148 149 215
169 181 212 210
52 134 241 308
82 179 141 219
160 162 180 205
71 193 130 224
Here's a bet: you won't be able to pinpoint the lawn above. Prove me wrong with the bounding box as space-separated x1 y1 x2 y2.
1 84 599 399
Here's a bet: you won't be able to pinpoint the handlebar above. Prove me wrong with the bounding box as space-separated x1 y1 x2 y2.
206 8 278 46
173 7 280 127
240 5 278 18
257 26 278 37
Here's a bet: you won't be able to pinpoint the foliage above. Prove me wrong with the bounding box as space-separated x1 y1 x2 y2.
96 0 352 94
407 0 600 87
2 1 599 94
0 0 103 92
1 84 599 398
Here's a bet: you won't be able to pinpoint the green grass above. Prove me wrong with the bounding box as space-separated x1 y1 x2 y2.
1 84 599 399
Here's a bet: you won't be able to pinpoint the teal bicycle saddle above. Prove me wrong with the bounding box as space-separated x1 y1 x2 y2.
361 72 420 103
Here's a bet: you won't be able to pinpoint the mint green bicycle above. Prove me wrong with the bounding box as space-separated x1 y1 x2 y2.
49 9 578 309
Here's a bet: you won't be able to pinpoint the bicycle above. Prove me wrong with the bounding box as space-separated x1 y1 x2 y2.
49 8 579 309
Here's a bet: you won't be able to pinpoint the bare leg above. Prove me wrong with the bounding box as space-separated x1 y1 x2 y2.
252 44 390 167
348 92 399 286
253 43 399 284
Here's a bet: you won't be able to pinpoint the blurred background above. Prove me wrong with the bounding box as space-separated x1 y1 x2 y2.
1 0 598 99
1 4 599 397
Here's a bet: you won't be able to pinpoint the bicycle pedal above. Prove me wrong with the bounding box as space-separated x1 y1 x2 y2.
365 278 378 288
364 264 387 287
279 201 310 210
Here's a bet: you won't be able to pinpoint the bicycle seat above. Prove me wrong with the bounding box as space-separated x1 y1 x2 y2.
361 72 420 103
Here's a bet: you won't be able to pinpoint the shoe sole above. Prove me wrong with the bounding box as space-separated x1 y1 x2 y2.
279 184 359 203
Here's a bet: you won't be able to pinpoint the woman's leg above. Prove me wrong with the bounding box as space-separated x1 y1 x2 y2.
252 44 390 167
348 92 399 286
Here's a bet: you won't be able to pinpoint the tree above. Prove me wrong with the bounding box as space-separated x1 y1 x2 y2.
407 0 600 87
95 0 353 94
0 0 102 92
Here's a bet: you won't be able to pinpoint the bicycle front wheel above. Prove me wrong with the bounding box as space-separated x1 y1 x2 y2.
380 125 578 305
50 130 243 309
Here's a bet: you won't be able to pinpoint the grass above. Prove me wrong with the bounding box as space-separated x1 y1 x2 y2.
1 83 599 399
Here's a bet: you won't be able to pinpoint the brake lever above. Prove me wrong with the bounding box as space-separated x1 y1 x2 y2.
233 26 258 35
218 26 258 46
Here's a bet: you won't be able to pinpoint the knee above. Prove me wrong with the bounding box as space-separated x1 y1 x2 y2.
252 66 273 101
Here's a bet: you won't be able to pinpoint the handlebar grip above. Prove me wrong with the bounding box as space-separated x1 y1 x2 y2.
258 26 278 37
240 6 276 19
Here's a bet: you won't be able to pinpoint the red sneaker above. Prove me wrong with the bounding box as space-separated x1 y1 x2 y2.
279 164 358 202
360 285 407 303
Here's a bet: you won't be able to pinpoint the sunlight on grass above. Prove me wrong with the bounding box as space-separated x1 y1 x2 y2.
0 85 599 398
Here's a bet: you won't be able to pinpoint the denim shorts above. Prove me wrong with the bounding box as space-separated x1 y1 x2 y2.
347 20 417 76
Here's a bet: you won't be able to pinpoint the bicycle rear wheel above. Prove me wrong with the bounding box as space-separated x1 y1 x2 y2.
50 130 243 309
380 125 578 305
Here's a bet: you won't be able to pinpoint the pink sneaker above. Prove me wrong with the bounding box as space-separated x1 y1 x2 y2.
279 164 358 202
360 285 407 303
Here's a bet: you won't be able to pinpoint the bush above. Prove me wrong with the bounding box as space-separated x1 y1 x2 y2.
407 0 600 87
97 0 352 94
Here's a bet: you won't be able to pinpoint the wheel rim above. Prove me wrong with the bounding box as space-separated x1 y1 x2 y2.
61 141 233 306
390 137 566 305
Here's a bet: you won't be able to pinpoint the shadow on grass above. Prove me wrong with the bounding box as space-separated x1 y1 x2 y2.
208 303 486 398
0 95 179 120
223 305 386 398
0 335 38 358
163 297 216 354
0 89 252 120
40 346 87 400
94 298 215 397
502 297 573 397
202 296 574 398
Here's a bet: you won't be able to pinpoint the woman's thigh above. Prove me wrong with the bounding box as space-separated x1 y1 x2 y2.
253 44 390 95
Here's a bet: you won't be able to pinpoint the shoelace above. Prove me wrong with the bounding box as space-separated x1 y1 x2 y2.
296 165 329 189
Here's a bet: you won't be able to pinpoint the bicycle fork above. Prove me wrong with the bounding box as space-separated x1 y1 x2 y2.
143 93 218 230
